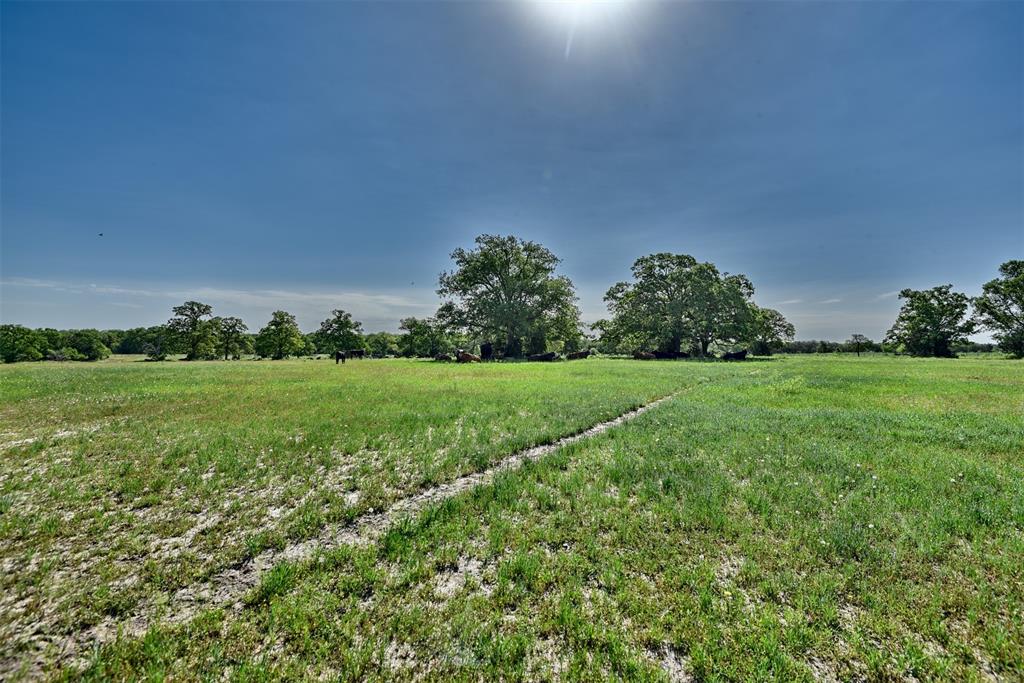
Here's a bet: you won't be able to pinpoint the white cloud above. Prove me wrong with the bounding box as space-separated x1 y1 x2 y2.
874 290 900 300
819 298 842 304
777 298 803 305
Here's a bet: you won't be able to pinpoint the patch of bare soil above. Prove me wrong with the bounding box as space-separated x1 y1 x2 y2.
658 644 693 683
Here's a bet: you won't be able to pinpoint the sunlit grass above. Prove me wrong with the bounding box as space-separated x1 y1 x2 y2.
0 357 712 670
2 354 1021 680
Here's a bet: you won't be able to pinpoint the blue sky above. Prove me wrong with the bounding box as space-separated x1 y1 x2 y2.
2 0 1021 339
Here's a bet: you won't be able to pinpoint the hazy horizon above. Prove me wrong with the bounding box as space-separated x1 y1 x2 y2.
2 1 1021 341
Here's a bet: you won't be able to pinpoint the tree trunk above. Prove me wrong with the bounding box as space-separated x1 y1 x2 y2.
504 333 522 358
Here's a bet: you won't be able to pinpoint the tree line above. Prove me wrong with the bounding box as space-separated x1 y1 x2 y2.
1 237 1021 363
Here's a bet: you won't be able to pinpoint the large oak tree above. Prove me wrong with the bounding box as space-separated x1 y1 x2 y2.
604 253 756 356
212 316 249 360
167 301 215 360
437 234 581 357
315 309 364 354
885 285 974 357
254 310 305 360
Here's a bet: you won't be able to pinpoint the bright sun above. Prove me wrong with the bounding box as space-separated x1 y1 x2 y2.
532 0 634 58
534 0 631 28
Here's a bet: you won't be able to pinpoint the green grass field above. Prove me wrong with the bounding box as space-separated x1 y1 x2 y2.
1 355 1021 681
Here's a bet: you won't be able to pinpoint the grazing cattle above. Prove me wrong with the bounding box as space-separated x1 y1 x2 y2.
346 349 366 359
480 342 494 361
334 351 346 364
457 351 481 363
633 351 656 360
435 353 453 362
721 349 748 361
653 350 691 359
528 351 558 362
566 350 592 360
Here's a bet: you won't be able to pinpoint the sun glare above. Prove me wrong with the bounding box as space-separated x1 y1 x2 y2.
534 0 631 28
532 0 635 59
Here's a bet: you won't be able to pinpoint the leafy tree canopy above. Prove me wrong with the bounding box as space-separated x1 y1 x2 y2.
254 310 305 360
0 325 45 363
604 253 755 356
398 317 455 357
885 285 974 357
749 306 796 355
315 309 364 353
437 234 581 357
974 260 1024 358
167 301 216 360
364 331 400 358
212 316 249 360
64 329 112 361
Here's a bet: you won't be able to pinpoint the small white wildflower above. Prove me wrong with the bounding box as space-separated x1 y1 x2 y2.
868 523 875 529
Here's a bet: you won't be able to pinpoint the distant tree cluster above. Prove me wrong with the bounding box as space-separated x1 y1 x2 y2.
2 244 1019 363
1 326 114 363
780 338 884 354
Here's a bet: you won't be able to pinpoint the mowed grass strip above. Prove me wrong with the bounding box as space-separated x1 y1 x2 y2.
0 358 714 672
67 355 1023 682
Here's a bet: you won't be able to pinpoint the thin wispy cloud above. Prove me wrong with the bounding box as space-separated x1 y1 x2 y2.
874 291 901 301
1 278 437 331
819 298 842 304
777 298 803 305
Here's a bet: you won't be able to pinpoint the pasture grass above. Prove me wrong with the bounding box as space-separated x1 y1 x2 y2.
0 357 709 671
1 354 1022 680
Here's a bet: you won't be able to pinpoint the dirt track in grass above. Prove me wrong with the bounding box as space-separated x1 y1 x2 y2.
43 392 677 675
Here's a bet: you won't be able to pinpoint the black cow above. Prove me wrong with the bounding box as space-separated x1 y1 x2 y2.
334 351 346 364
633 351 656 360
480 342 494 361
566 350 592 360
721 349 748 361
528 351 558 362
653 350 691 359
435 353 453 362
346 349 366 359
